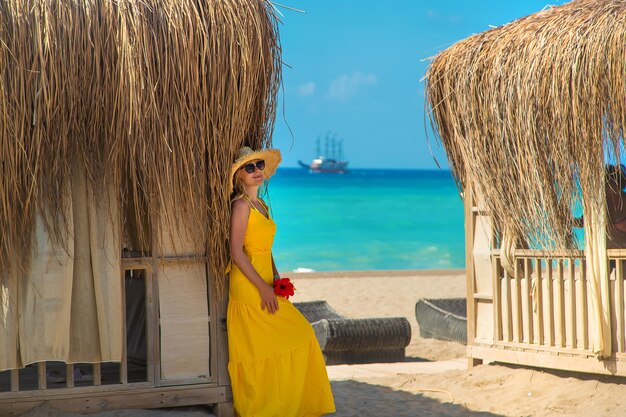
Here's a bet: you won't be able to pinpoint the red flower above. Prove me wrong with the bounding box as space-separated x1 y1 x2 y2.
273 277 295 299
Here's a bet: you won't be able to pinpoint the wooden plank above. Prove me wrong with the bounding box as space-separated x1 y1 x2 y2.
121 258 154 270
557 259 566 347
512 249 585 258
158 263 210 382
607 249 626 257
467 345 626 377
491 340 593 356
210 255 233 406
120 268 128 385
473 293 493 301
581 260 589 350
159 256 209 266
65 364 74 389
213 403 235 417
37 363 46 390
505 259 513 342
467 357 484 367
535 258 544 346
145 269 155 383
10 370 18 392
0 385 227 416
617 260 624 353
514 259 523 343
470 207 489 215
547 259 555 346
151 256 162 386
207 264 218 384
493 258 502 342
464 182 476 347
93 363 101 387
213 402 235 417
569 260 577 349
0 382 155 401
525 258 534 345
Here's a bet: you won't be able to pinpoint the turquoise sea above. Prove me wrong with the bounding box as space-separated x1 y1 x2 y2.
266 168 465 272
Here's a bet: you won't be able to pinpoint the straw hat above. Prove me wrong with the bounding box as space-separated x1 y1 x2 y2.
229 146 282 195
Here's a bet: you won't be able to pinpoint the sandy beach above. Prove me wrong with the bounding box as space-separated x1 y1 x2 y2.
21 269 626 417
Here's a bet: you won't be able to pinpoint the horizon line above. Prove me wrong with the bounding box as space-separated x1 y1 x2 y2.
277 166 452 171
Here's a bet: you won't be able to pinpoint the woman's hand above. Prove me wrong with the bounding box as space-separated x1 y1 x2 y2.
258 283 279 314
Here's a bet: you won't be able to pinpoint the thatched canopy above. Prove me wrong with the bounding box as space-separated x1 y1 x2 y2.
0 0 281 294
426 0 625 248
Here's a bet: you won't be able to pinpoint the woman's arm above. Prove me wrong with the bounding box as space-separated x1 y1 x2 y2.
230 200 278 313
271 254 280 281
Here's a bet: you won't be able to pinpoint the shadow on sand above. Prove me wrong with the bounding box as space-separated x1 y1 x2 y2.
330 380 503 417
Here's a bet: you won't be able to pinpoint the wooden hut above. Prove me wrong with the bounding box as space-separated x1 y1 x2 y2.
426 0 626 375
0 0 281 415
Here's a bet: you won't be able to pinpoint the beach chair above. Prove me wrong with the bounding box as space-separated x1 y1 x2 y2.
293 300 411 365
414 298 467 344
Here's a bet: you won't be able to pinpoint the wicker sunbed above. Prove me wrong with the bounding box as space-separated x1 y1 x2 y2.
293 300 411 365
414 298 467 344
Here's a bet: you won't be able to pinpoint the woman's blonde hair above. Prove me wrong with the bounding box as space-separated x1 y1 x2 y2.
230 173 248 203
230 171 269 204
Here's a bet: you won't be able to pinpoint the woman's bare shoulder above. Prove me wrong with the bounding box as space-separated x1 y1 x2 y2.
231 198 250 215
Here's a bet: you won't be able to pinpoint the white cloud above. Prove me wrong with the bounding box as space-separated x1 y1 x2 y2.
426 10 463 24
297 82 316 97
426 10 438 19
327 72 377 102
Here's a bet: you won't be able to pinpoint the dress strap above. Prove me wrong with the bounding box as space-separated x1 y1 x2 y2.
242 194 254 207
242 194 270 219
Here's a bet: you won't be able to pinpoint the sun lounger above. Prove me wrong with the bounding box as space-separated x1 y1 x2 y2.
414 298 467 344
293 300 411 365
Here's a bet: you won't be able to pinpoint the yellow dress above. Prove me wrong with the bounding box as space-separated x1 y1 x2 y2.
227 200 336 417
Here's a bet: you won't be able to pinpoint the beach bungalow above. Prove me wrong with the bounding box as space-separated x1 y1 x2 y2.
0 0 281 415
425 0 626 375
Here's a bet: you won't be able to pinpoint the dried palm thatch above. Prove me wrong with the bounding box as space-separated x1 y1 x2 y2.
0 0 281 297
426 0 626 249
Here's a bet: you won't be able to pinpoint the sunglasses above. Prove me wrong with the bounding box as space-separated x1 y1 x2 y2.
241 160 265 174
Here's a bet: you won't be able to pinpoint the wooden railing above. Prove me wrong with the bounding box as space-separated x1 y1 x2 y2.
489 249 626 356
0 254 217 395
0 262 153 394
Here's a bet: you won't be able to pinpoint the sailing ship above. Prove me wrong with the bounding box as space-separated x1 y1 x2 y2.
298 134 349 174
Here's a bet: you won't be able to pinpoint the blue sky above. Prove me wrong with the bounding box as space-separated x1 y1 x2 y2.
271 0 566 169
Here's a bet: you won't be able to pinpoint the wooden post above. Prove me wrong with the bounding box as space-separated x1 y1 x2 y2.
557 259 566 347
463 182 482 368
145 269 156 383
505 259 513 342
535 258 544 346
66 364 74 388
37 362 46 390
151 257 162 386
525 258 534 344
464 183 476 343
211 268 234 417
93 363 102 386
569 259 577 349
547 259 555 346
10 369 18 392
616 259 624 353
493 257 502 342
120 268 128 384
581 260 589 350
514 259 523 343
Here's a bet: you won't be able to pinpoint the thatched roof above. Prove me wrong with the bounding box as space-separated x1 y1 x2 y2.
0 0 281 295
426 0 625 248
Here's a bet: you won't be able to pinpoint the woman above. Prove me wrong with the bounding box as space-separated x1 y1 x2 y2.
227 146 335 417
